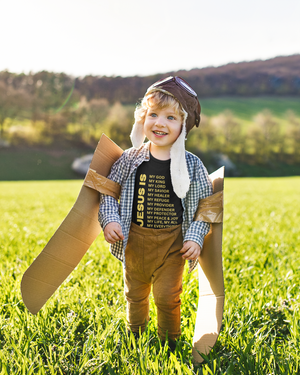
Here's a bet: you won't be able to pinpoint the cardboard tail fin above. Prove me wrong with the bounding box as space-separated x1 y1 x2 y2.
21 134 123 315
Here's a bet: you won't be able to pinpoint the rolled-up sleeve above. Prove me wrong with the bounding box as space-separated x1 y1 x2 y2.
183 180 212 248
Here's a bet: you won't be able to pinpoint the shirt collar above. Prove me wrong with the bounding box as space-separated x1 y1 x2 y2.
138 141 150 161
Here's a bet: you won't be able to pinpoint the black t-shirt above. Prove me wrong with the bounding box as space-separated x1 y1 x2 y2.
132 153 183 228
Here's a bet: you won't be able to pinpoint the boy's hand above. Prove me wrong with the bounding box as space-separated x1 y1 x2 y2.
180 241 201 260
103 222 124 244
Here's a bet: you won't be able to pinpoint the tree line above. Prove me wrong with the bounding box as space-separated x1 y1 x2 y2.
3 98 300 170
1 54 300 119
1 55 300 171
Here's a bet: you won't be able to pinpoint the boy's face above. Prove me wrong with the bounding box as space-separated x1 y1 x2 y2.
144 106 182 154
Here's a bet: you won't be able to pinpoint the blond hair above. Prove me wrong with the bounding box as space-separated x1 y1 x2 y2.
134 90 185 125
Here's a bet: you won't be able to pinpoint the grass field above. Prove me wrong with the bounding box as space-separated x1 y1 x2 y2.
0 178 300 374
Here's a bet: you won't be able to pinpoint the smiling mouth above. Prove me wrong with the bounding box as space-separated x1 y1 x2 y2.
153 131 167 135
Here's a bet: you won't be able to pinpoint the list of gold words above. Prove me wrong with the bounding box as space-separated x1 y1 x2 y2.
136 174 179 228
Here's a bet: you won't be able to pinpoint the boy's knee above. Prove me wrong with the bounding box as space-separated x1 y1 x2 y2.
153 287 182 306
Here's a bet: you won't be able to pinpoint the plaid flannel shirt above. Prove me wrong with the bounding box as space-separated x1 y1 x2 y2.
98 142 213 273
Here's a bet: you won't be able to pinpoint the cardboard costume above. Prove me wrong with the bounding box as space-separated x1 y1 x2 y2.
21 134 224 363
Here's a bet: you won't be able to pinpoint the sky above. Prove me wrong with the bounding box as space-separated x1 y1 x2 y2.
1 0 299 78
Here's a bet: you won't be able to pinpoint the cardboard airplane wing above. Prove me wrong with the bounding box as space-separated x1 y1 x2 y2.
192 167 225 363
21 134 123 315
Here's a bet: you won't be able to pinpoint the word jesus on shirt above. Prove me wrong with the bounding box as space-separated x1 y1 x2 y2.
132 154 183 229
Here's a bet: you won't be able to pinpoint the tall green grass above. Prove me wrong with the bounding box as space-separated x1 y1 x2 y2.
0 178 299 374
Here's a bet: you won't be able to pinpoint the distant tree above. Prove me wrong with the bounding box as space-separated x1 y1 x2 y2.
285 110 300 163
253 110 280 162
0 81 30 138
186 114 217 153
105 102 133 149
43 112 69 138
245 125 266 164
69 96 110 144
214 110 242 152
86 98 110 128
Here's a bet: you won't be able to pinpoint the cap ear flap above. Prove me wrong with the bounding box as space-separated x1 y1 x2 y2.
130 121 145 148
170 110 190 198
170 124 190 198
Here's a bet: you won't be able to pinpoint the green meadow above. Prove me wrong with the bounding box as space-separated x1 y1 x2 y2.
200 96 300 119
0 177 300 374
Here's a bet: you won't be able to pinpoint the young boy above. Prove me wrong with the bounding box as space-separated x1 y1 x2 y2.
98 76 213 345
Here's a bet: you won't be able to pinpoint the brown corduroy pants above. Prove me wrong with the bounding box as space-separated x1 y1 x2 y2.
123 222 185 341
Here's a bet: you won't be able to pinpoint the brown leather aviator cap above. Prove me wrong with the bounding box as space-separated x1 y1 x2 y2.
146 76 201 134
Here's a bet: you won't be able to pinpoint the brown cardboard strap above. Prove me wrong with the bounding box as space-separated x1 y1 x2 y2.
83 168 121 200
194 191 223 223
